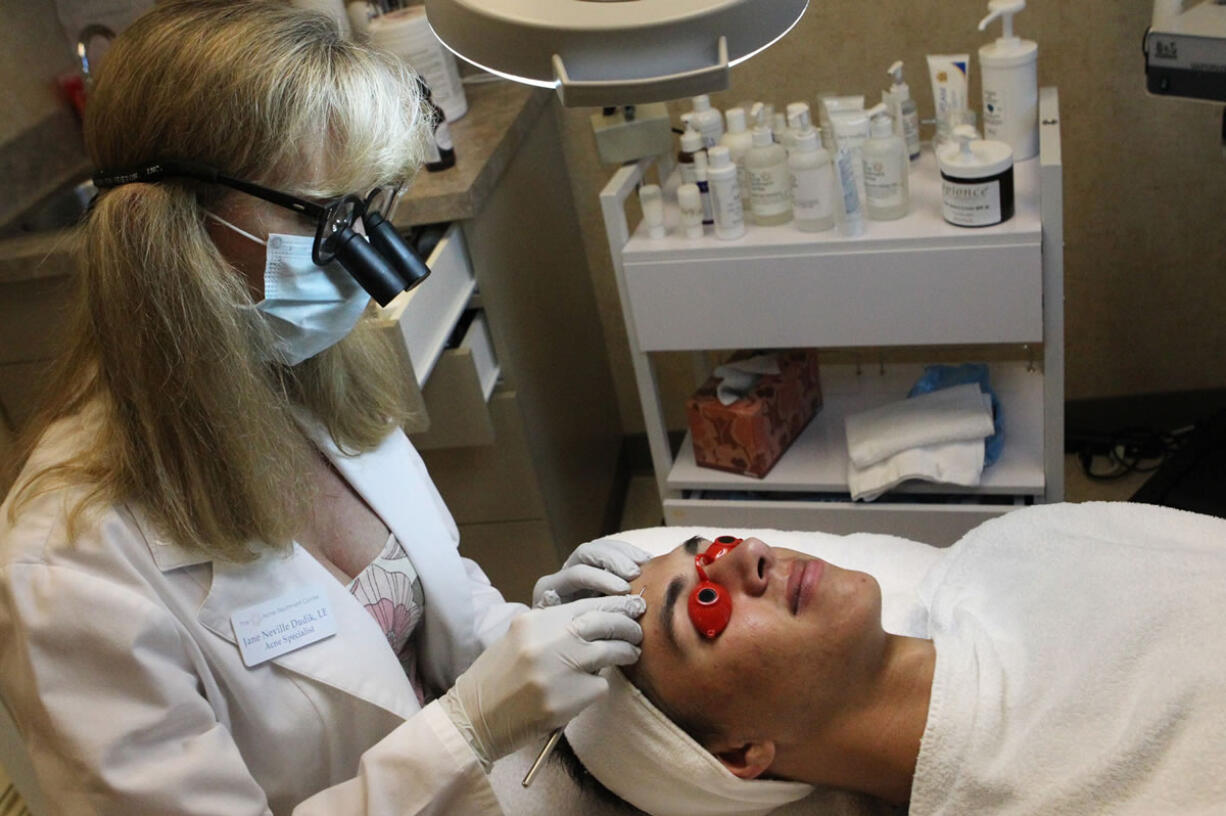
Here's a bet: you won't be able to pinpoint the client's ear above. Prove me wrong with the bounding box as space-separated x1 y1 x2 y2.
715 740 776 780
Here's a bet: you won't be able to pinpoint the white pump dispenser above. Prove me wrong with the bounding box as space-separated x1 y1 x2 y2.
861 111 910 220
978 0 1038 160
884 61 921 161
690 94 725 148
786 107 834 232
746 102 792 225
719 107 754 212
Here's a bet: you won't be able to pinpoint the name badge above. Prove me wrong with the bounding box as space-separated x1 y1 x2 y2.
231 584 337 667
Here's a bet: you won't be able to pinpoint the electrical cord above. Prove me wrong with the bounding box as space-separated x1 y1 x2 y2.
1074 425 1194 481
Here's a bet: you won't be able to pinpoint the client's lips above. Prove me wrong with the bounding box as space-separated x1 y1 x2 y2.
788 559 825 615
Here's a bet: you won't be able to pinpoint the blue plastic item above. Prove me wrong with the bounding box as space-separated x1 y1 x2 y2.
907 363 1004 467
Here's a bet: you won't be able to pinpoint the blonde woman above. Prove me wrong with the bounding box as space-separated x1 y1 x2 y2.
0 2 649 813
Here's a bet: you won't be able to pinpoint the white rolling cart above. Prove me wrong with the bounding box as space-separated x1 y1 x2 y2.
600 88 1064 546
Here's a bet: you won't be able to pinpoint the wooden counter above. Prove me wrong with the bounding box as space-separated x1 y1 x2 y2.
396 81 551 225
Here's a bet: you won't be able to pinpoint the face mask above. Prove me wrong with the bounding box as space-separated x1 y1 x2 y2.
207 212 371 366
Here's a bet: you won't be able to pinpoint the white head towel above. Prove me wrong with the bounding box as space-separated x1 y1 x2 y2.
565 667 815 816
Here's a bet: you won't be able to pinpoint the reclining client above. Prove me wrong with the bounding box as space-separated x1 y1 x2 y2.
558 503 1226 816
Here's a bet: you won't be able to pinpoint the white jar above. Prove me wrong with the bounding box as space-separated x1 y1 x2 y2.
937 125 1014 228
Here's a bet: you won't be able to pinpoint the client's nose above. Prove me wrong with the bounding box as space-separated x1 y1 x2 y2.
703 537 771 598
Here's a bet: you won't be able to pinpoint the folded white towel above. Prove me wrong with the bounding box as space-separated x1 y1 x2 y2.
848 437 986 502
566 668 815 816
844 383 994 470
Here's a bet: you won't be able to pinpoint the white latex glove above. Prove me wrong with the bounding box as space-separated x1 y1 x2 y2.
533 537 653 608
440 593 646 770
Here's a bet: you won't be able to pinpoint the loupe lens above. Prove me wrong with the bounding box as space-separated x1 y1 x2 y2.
330 226 405 307
315 196 362 265
364 212 431 292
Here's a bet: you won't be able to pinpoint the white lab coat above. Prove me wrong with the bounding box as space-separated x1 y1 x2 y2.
0 405 525 815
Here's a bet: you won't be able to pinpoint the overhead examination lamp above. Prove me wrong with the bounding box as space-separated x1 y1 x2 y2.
423 0 809 107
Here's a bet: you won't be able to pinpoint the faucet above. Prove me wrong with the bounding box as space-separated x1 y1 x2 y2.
76 24 116 90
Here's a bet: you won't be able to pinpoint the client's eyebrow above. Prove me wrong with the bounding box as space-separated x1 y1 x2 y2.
660 576 685 654
682 536 703 554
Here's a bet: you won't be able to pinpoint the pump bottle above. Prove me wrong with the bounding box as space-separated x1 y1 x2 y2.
862 111 910 220
690 94 725 148
783 102 810 154
978 0 1038 160
745 102 792 226
786 107 835 232
706 145 746 240
719 107 754 212
884 62 921 161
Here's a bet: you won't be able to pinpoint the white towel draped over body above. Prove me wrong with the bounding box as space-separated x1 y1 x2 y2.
844 384 995 501
911 502 1226 815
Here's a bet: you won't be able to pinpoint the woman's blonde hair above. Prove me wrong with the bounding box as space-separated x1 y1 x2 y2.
5 0 430 561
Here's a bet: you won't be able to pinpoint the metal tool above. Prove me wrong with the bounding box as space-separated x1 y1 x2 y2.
521 587 647 787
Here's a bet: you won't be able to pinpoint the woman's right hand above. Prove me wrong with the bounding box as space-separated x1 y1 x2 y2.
440 594 647 769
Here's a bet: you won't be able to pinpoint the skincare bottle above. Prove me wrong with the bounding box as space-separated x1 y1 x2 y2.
690 94 725 149
830 102 884 213
787 108 835 233
783 102 810 153
884 61 921 161
677 183 705 239
720 107 754 211
862 111 910 221
706 146 746 240
677 125 704 187
773 112 788 147
745 102 792 226
638 184 666 238
978 0 1038 160
693 150 715 226
419 79 456 172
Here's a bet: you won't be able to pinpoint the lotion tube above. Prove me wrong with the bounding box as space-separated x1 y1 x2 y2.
833 146 864 237
926 54 970 145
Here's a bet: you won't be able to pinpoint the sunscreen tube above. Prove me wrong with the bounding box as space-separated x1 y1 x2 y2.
819 94 864 150
830 104 885 214
927 54 970 145
833 146 864 237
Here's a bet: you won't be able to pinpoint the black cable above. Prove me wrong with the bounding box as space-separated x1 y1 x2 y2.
1076 425 1193 481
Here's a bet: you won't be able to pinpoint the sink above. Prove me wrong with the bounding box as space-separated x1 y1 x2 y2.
0 175 96 238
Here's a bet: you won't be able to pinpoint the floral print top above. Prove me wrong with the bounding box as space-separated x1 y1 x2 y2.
347 534 427 704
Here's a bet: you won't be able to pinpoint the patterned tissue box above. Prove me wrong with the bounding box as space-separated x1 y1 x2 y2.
685 349 823 478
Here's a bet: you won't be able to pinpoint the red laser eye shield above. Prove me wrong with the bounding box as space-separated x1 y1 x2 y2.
688 535 742 639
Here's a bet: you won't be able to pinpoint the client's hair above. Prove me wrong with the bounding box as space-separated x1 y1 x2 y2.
623 663 724 748
552 734 644 814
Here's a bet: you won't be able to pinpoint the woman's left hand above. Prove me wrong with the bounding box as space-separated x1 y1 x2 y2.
533 538 652 607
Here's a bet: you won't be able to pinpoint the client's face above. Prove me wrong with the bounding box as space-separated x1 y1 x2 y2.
627 537 884 768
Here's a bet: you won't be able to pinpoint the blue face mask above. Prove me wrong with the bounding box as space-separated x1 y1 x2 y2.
207 212 371 366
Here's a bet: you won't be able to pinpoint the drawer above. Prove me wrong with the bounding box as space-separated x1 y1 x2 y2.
457 519 558 605
372 222 476 388
410 312 501 450
418 388 548 524
623 241 1043 351
663 497 1019 547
